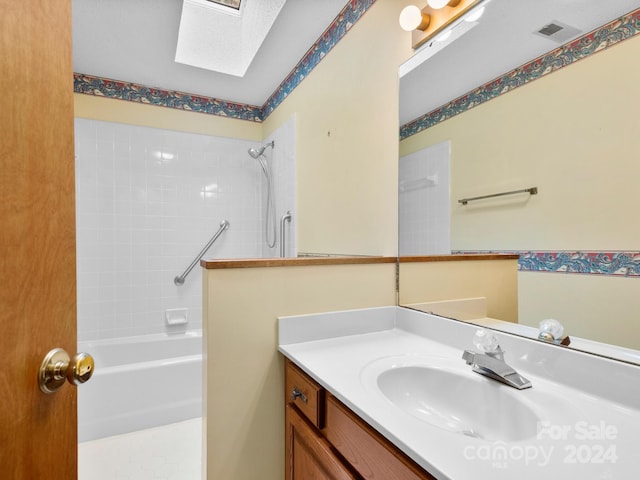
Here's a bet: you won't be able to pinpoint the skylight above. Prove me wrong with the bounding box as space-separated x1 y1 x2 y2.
175 0 287 77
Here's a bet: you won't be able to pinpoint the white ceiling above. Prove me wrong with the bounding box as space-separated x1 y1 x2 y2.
72 0 640 124
72 0 349 106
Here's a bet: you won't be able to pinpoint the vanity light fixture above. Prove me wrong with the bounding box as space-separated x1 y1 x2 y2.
398 0 490 79
401 0 488 49
427 0 461 9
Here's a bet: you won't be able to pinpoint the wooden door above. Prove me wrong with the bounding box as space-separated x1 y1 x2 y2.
0 0 78 478
286 405 357 480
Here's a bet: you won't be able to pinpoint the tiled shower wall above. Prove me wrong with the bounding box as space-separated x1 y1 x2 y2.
75 118 295 341
399 140 450 256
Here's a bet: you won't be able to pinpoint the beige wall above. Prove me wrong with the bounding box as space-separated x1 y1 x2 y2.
75 0 415 258
263 0 414 256
398 34 640 346
193 3 413 477
202 263 397 480
74 93 262 140
399 259 519 322
400 34 640 250
74 6 412 479
519 272 640 350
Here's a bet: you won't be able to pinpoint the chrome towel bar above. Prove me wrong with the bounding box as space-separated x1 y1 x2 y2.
174 220 229 286
458 187 538 205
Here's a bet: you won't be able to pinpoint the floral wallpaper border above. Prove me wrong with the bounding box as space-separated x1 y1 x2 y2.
519 251 640 277
73 74 264 121
453 251 640 278
400 7 640 139
73 6 640 140
73 0 377 122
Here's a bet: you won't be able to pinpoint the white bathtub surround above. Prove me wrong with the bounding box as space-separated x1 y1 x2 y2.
279 307 640 479
79 417 201 480
78 331 202 442
74 118 296 340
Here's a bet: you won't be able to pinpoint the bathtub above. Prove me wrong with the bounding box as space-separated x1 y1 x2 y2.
78 331 202 442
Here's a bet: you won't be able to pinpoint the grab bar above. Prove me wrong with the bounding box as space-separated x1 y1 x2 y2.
279 211 292 258
458 187 538 205
174 220 230 286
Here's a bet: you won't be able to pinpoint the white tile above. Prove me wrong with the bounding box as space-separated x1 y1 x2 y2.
75 118 296 340
114 142 131 157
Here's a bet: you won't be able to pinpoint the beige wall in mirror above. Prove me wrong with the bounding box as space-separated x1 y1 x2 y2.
399 32 640 360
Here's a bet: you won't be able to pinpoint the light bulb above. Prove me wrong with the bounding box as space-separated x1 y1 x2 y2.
427 0 451 9
399 5 422 31
465 6 485 22
399 5 430 32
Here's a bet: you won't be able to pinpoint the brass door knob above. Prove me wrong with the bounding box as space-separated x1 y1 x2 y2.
38 348 95 394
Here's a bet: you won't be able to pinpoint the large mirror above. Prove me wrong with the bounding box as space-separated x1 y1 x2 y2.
397 0 640 364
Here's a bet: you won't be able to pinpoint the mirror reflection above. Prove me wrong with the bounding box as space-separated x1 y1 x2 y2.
397 0 640 364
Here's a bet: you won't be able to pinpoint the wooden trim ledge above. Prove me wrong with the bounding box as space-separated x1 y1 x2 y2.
201 256 397 269
400 253 519 263
202 254 517 269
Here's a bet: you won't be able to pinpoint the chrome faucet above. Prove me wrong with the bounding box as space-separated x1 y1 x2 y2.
462 330 532 390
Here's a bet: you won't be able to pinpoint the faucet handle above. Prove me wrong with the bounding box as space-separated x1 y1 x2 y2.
538 318 570 345
473 329 503 359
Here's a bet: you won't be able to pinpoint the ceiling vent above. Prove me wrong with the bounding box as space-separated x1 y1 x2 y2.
533 20 581 43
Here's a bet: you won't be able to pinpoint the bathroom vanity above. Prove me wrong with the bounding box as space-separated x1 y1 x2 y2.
285 358 435 479
279 306 640 480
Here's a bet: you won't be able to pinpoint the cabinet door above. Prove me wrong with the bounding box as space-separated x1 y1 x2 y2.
286 405 357 480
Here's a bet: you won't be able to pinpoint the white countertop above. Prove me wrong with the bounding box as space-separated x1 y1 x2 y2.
278 306 640 480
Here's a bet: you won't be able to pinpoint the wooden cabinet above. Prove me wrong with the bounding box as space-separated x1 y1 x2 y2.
285 405 357 480
284 359 437 480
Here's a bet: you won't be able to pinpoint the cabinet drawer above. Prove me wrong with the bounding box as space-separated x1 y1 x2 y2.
285 359 325 428
325 394 436 480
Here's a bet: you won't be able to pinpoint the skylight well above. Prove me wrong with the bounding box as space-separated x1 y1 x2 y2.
175 0 287 77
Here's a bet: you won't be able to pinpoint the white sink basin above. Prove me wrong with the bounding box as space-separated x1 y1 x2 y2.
365 358 542 442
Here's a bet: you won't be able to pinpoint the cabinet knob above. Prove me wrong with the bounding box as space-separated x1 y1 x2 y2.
291 387 308 404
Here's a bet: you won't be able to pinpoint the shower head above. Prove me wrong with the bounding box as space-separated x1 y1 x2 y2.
248 146 264 159
248 141 274 159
